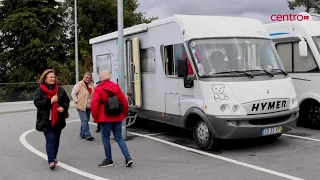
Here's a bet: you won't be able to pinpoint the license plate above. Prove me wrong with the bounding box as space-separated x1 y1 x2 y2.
261 126 283 136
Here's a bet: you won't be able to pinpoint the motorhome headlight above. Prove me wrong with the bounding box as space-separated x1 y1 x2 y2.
232 105 238 112
220 105 225 111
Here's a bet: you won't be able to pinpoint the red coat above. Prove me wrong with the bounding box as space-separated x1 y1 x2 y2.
90 80 129 123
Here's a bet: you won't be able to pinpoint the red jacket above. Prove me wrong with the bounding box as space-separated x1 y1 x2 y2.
90 80 129 123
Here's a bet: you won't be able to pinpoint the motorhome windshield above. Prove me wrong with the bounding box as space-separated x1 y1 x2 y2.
313 36 320 53
188 38 286 77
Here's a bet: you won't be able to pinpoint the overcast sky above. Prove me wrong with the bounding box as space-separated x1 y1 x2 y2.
54 0 308 23
136 0 307 23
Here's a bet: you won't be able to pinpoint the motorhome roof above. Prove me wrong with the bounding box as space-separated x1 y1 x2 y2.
265 20 320 36
265 20 320 27
89 14 269 45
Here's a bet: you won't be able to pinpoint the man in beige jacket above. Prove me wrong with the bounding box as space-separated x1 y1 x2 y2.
71 72 95 141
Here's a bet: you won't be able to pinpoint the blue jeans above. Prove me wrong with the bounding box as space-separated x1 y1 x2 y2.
101 122 131 161
43 127 62 164
77 108 92 139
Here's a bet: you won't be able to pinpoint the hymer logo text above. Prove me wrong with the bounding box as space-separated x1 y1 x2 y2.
251 101 287 112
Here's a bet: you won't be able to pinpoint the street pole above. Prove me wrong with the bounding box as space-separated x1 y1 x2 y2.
74 0 79 83
117 0 127 140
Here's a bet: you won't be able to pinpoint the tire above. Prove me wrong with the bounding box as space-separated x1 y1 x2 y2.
192 120 217 150
299 101 320 129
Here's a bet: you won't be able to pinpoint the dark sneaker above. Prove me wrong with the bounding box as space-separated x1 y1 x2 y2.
54 159 58 164
95 128 100 133
125 158 133 167
98 159 114 167
87 137 94 141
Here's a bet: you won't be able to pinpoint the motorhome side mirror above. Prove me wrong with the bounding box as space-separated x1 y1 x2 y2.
184 76 194 88
177 58 194 88
299 40 308 57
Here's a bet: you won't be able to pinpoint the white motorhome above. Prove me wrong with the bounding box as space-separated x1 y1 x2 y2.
89 14 299 150
265 13 320 128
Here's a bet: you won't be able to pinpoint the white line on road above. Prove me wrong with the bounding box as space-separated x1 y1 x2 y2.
145 132 168 136
86 121 303 180
283 133 320 142
19 120 110 180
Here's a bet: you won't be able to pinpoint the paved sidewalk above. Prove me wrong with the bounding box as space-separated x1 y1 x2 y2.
0 100 76 115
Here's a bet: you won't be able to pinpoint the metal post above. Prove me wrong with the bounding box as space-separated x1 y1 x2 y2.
74 0 79 83
117 0 127 139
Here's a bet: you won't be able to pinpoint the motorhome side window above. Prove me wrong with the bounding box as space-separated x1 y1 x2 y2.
163 43 192 76
276 42 318 72
140 47 156 73
96 54 112 74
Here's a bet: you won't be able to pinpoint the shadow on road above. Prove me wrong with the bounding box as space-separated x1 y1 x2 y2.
129 118 287 154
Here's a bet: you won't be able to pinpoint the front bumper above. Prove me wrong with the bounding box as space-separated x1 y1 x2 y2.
207 107 299 139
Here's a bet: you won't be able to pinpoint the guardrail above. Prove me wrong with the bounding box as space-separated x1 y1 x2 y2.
0 83 75 103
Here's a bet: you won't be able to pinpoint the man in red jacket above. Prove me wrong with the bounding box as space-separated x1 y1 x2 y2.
91 70 133 167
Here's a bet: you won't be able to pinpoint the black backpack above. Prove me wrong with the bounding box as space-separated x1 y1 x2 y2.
102 89 123 116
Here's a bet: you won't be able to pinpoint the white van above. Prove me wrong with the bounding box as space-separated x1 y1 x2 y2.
89 14 299 150
265 13 320 128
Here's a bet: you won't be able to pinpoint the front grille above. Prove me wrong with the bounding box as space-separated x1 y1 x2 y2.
248 115 291 125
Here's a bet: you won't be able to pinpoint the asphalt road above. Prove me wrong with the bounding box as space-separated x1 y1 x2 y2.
1 109 320 180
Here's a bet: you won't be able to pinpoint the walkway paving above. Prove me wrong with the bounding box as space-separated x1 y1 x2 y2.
0 100 76 115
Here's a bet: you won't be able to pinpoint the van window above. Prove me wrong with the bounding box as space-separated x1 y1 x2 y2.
164 45 175 75
96 54 112 74
163 43 193 76
276 42 318 72
140 47 156 73
275 43 292 71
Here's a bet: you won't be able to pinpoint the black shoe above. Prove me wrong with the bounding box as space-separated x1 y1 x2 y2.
49 162 56 169
54 159 58 164
95 128 100 133
98 159 114 167
86 137 94 141
125 158 133 167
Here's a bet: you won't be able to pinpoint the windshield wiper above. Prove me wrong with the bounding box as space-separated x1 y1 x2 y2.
213 71 254 78
244 70 274 77
271 69 288 76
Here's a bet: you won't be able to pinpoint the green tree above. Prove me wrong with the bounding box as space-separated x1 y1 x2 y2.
63 0 157 78
0 0 72 101
288 0 320 13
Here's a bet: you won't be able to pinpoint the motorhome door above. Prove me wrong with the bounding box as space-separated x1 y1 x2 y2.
125 37 142 108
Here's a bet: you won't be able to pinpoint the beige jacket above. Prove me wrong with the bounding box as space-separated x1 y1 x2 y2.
71 80 95 111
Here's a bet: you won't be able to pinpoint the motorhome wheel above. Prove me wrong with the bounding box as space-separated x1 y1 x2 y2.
299 100 320 129
193 120 215 150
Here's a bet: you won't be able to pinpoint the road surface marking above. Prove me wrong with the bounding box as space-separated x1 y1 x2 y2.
283 133 320 142
19 120 110 180
86 121 303 180
145 132 168 136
